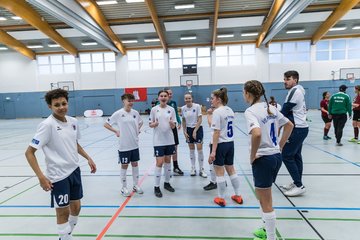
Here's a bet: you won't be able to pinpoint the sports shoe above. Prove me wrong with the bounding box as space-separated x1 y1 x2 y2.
173 167 184 176
348 138 358 143
133 185 144 194
164 182 175 192
231 195 243 204
326 136 332 139
253 227 266 239
284 185 306 197
154 186 162 198
199 169 207 178
323 136 328 140
357 140 360 144
190 167 196 176
336 142 343 146
214 197 226 207
203 182 217 191
121 187 130 197
279 182 295 191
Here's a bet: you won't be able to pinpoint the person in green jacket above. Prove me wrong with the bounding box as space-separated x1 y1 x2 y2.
328 85 352 146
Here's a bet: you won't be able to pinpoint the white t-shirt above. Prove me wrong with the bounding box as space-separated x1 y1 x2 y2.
181 103 202 128
283 85 308 128
211 106 235 143
29 115 80 183
245 102 289 156
106 108 143 151
149 105 176 146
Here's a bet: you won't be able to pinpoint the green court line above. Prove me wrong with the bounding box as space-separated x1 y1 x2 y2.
0 183 39 205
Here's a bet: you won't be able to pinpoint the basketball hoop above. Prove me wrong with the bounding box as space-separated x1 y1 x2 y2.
186 80 193 93
347 73 355 84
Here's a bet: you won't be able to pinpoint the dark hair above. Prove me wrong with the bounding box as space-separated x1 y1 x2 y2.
158 89 169 96
163 87 171 91
45 88 68 105
244 80 272 115
184 92 193 97
121 93 135 101
284 70 299 83
212 87 228 105
322 91 328 100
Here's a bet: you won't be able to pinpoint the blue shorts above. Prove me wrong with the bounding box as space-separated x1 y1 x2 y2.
252 153 282 189
186 126 204 144
210 141 234 166
154 145 176 157
51 167 83 208
118 148 140 164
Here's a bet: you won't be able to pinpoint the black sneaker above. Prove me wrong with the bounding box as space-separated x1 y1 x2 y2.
154 186 162 198
164 182 175 192
173 167 184 176
203 182 217 191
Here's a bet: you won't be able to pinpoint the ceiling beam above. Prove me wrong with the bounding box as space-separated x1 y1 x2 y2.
256 0 285 48
211 0 220 50
76 0 126 55
0 29 35 59
0 0 78 56
311 0 360 44
145 0 167 52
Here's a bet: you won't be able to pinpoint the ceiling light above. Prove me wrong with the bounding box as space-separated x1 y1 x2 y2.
0 47 8 50
81 42 98 46
352 25 360 30
11 16 22 20
27 45 43 49
217 34 234 38
0 17 7 21
96 0 118 5
125 0 144 2
329 26 347 31
241 32 258 37
144 38 160 42
174 3 195 10
286 29 305 34
48 43 61 48
122 39 138 43
180 35 197 40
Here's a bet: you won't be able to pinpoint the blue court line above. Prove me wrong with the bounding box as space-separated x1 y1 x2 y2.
1 205 360 211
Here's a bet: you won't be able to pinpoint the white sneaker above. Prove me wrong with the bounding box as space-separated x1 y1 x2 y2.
280 182 295 191
133 185 144 194
284 185 306 197
190 167 196 176
199 169 207 178
121 187 130 197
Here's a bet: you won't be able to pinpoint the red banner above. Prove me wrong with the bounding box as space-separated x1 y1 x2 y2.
124 88 147 102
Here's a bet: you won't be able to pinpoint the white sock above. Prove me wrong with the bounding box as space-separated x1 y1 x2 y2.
209 164 216 183
132 166 139 186
57 222 72 240
68 215 78 233
198 150 204 169
164 162 171 183
190 149 196 168
263 211 276 240
260 208 265 228
230 174 240 195
154 166 162 187
120 168 127 188
216 176 226 198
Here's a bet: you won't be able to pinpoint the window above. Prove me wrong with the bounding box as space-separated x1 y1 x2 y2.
169 47 211 68
269 41 310 63
215 44 256 66
79 52 116 72
128 50 164 71
37 55 76 75
316 38 360 61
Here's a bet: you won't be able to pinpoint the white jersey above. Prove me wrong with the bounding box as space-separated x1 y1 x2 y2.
181 103 202 128
245 102 289 156
211 106 235 143
29 115 80 183
106 108 143 152
282 85 308 128
149 105 176 146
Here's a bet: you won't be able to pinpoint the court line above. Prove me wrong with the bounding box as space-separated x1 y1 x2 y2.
0 183 38 205
0 176 33 193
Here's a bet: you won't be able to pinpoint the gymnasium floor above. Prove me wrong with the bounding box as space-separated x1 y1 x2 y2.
0 110 359 240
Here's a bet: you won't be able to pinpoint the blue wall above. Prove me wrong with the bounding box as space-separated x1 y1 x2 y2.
1 79 359 119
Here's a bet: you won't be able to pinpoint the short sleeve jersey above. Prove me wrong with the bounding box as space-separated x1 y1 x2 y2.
29 115 80 183
353 94 360 111
320 99 329 117
181 103 202 128
106 108 143 151
211 106 235 143
149 105 176 146
245 102 289 156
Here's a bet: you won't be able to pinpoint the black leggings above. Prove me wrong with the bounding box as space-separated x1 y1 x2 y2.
332 114 347 143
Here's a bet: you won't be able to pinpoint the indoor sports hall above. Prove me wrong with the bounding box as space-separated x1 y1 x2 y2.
1 1 360 240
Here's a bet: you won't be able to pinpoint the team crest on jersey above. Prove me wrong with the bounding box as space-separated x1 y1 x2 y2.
157 110 159 112
168 111 171 114
72 124 76 130
122 114 125 117
133 115 136 118
193 109 196 112
56 126 62 131
32 138 40 145
250 123 255 127
212 124 216 127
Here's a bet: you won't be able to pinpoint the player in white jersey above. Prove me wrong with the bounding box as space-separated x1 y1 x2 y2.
208 87 243 207
243 80 293 240
149 90 177 198
104 93 144 197
181 93 207 177
25 89 96 240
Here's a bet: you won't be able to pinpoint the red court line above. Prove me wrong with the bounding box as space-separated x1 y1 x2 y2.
96 166 153 240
